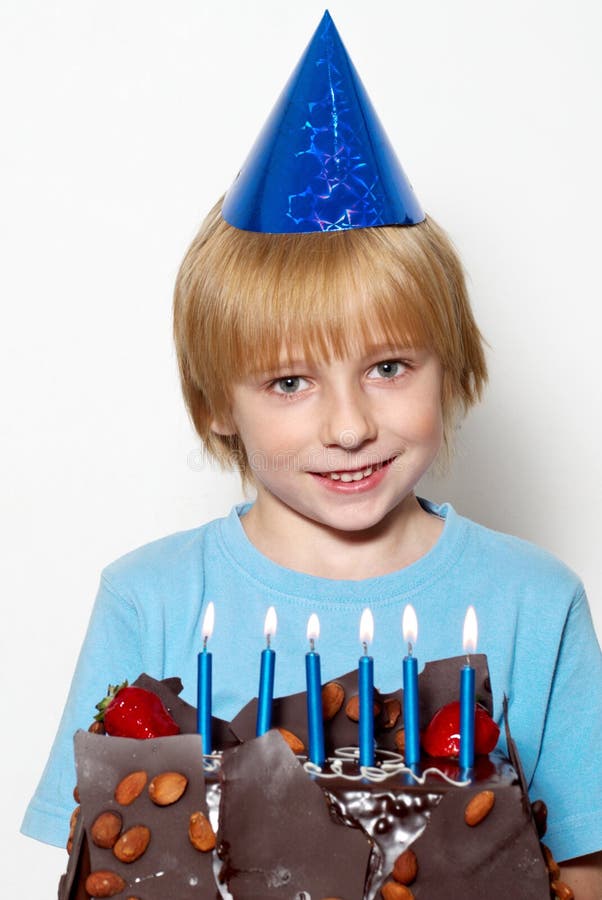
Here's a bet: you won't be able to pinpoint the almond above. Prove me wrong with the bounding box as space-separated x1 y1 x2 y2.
464 790 496 826
394 729 406 753
67 805 80 851
88 720 106 734
149 771 188 806
189 811 216 852
69 805 80 833
113 824 151 863
115 770 148 806
531 799 548 837
383 698 402 729
85 870 126 897
345 694 360 721
91 811 122 849
392 848 418 885
550 881 575 900
277 727 305 754
345 694 381 722
542 844 561 881
381 881 415 899
73 785 80 804
321 682 345 720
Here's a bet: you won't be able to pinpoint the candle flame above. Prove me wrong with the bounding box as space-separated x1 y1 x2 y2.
201 601 215 641
264 605 278 639
306 612 320 642
359 607 374 645
402 604 418 646
463 605 478 654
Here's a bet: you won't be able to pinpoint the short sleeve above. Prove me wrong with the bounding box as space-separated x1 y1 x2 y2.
529 587 602 861
20 574 143 847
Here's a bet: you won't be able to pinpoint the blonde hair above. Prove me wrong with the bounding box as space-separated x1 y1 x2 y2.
173 199 487 482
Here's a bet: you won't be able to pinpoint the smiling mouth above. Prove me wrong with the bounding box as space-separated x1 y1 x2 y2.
313 457 395 483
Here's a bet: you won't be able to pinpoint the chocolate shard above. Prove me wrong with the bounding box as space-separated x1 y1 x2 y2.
229 670 368 755
408 757 551 900
218 730 371 899
58 812 89 900
73 731 216 899
376 654 492 752
503 694 533 821
229 656 492 757
133 672 197 732
132 672 238 747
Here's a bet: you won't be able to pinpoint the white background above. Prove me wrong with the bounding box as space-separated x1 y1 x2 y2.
2 1 601 894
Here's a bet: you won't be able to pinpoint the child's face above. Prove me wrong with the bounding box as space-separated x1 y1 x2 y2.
212 341 444 536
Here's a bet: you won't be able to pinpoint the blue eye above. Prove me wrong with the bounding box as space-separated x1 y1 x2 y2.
369 361 406 379
273 376 306 394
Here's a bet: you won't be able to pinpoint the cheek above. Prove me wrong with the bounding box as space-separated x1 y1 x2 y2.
233 411 301 465
402 392 444 442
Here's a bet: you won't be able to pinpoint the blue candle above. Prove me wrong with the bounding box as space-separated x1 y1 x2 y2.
459 605 478 769
402 604 420 766
305 613 325 767
256 606 277 736
358 608 375 768
459 663 475 768
197 601 214 756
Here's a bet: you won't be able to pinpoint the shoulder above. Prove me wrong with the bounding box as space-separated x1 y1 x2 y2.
99 514 227 600
430 500 584 604
477 521 579 584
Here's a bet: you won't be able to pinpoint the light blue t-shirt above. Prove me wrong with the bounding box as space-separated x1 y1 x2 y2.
21 500 602 863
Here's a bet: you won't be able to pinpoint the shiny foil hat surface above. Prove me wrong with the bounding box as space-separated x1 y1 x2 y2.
221 10 425 234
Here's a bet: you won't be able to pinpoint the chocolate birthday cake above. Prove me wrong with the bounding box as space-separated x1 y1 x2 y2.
59 657 571 900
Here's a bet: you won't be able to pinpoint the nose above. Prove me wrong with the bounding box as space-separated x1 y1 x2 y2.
318 382 377 449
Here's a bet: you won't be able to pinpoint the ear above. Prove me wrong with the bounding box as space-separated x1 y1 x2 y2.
210 414 237 437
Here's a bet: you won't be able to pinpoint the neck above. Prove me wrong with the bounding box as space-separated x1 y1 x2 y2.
240 493 443 580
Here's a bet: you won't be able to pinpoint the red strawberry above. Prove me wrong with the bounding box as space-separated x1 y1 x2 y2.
94 681 180 739
422 701 499 758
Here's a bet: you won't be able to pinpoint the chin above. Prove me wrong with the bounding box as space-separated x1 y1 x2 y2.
306 500 403 535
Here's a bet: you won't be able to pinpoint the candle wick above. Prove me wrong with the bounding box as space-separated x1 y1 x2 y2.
266 633 271 649
466 653 471 666
309 637 315 653
408 642 413 657
203 635 208 650
362 641 368 656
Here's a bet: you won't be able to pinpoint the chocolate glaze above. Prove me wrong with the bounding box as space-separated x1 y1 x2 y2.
218 731 371 899
61 661 553 900
319 750 550 900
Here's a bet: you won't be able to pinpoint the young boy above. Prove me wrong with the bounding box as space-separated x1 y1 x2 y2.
22 11 601 897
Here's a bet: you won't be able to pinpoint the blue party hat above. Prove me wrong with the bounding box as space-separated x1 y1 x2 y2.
222 10 424 233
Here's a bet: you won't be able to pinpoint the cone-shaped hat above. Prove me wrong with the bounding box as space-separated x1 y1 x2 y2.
222 11 424 233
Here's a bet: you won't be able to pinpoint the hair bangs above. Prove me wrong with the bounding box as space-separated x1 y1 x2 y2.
201 226 440 394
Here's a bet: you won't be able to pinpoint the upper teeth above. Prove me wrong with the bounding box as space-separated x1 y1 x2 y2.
322 462 384 481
